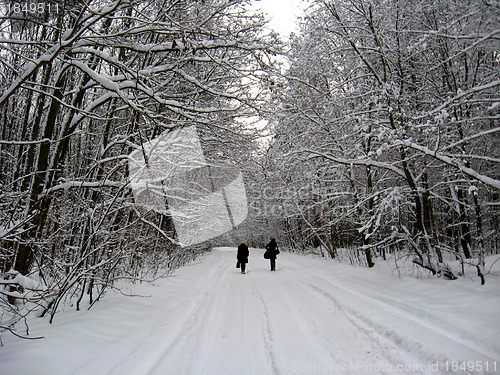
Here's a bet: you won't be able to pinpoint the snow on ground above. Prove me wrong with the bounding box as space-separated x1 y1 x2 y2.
1 248 499 375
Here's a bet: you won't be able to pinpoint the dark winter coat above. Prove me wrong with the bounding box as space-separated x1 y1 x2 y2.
265 239 279 260
237 243 249 263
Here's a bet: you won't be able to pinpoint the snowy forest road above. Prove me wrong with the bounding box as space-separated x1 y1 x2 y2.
1 248 499 375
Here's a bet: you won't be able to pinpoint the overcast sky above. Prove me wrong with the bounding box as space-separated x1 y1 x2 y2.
250 0 308 38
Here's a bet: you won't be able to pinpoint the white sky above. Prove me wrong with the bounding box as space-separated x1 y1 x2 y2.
250 0 309 38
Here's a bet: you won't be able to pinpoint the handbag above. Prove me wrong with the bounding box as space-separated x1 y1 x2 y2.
236 261 240 268
263 251 270 259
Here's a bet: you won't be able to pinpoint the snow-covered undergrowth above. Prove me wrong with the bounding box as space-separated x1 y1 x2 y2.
1 248 499 375
301 245 494 283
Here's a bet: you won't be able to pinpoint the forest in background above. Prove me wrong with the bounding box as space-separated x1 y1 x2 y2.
0 0 498 336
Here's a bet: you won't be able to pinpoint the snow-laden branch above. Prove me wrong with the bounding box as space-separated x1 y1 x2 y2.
0 0 122 107
445 126 500 151
70 60 143 111
302 149 407 179
428 29 500 72
0 138 52 145
104 38 278 54
132 207 178 246
69 59 243 125
399 141 500 190
39 180 125 198
413 80 500 120
173 69 242 102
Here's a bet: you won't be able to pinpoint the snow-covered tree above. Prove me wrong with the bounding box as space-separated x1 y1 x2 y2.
264 0 499 280
0 0 280 331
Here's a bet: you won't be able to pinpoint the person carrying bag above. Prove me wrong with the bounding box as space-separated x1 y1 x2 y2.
237 242 249 274
264 238 279 271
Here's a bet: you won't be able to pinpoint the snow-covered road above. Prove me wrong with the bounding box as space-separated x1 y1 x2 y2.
1 248 499 375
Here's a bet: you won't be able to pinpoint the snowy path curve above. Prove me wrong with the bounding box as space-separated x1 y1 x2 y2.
1 248 499 375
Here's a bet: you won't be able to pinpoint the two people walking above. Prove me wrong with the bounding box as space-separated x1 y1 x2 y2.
237 238 280 273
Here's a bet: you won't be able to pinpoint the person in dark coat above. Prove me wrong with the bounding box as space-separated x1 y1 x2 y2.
237 242 249 274
265 238 280 271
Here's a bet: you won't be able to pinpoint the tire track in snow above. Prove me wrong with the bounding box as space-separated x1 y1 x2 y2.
181 266 233 375
279 266 413 374
277 268 353 364
321 270 500 358
302 281 439 374
130 253 275 375
108 289 212 374
300 267 500 365
154 261 231 375
252 263 403 374
108 259 228 375
299 276 498 375
252 280 282 375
